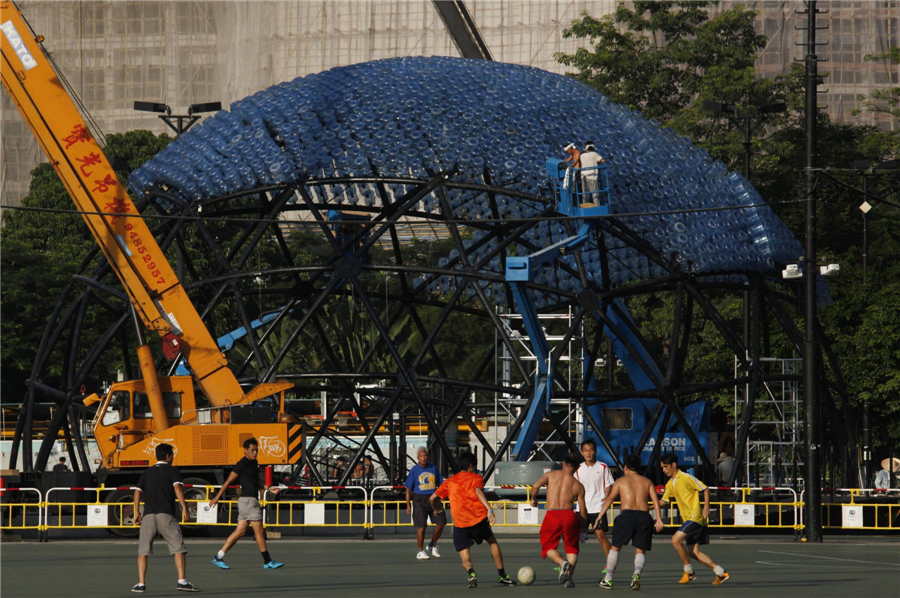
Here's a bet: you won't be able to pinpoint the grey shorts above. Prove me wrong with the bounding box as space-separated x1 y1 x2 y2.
238 496 263 522
139 513 186 556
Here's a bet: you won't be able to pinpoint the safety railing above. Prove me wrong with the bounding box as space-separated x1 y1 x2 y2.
0 487 42 532
28 484 900 537
261 485 368 530
820 488 900 531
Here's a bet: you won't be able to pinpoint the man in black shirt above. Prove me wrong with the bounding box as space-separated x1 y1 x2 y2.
209 437 283 570
132 443 199 593
52 457 69 472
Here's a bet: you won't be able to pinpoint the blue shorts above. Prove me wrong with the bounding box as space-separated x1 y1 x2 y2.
678 520 709 546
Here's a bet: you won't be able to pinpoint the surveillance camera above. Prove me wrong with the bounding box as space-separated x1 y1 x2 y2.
820 264 840 276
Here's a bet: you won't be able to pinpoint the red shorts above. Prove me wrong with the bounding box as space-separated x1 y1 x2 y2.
540 510 581 558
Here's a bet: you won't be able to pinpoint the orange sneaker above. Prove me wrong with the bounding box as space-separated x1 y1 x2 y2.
678 572 696 584
712 572 730 585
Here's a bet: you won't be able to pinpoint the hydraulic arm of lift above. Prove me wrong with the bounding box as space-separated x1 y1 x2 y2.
504 158 662 460
0 1 290 422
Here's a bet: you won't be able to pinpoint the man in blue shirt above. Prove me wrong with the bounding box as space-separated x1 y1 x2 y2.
405 446 446 560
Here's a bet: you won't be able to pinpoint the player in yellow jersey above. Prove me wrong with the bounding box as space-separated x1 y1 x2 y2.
659 454 730 585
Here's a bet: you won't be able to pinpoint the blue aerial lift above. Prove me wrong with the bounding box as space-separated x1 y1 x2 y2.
504 158 709 466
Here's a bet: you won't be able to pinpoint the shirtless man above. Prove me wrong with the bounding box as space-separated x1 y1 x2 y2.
530 453 587 588
595 454 664 591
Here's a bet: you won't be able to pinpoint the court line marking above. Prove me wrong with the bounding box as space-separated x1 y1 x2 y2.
758 550 898 566
755 560 882 569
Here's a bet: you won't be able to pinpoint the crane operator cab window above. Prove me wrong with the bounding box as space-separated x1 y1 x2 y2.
134 392 182 420
102 391 130 426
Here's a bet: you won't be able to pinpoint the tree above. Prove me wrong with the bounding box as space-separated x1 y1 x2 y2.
1 131 173 398
557 2 900 447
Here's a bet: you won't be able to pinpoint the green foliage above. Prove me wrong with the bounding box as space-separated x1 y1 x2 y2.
1 131 172 400
558 2 900 446
853 47 900 121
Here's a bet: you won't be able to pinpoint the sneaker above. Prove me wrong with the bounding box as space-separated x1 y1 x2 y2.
131 584 146 593
565 578 576 588
211 556 230 570
417 550 430 560
176 582 200 592
559 561 572 584
428 544 441 558
498 575 517 586
712 572 730 585
467 572 478 589
678 572 696 584
599 578 613 590
631 574 640 591
263 561 284 570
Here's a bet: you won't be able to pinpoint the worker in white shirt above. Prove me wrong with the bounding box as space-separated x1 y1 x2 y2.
579 142 605 205
574 439 615 557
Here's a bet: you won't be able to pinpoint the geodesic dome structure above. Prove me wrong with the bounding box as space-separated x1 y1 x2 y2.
19 57 853 489
129 56 803 299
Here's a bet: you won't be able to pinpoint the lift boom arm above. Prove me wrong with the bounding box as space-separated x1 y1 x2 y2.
0 1 278 406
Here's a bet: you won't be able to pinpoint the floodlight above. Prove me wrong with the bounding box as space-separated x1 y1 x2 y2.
133 101 169 114
782 264 802 280
189 102 222 115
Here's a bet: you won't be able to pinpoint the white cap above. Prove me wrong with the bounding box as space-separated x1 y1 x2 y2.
564 142 576 151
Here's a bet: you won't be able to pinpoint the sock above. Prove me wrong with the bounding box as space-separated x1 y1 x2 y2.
178 579 187 584
713 565 725 576
261 550 271 564
498 568 506 578
216 550 225 559
634 553 645 575
684 565 694 574
427 541 434 549
605 550 619 580
468 568 476 576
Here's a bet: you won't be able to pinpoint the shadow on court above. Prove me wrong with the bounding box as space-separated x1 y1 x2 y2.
2 536 898 597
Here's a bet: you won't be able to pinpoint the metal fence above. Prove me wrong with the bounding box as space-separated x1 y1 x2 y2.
4 484 898 540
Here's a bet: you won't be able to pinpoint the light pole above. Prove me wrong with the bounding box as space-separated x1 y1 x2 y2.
133 101 222 136
701 101 787 179
703 100 787 486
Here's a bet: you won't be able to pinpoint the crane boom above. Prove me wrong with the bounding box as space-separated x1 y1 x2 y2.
1 0 275 406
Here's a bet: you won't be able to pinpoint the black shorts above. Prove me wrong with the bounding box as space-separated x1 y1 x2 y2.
678 520 709 546
412 493 447 528
453 518 494 552
587 512 609 533
611 510 654 551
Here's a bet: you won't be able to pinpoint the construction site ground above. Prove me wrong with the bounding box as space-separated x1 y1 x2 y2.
2 534 898 597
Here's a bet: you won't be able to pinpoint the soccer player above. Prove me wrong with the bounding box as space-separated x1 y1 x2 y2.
530 453 587 588
132 443 199 592
574 439 615 557
209 438 283 570
429 452 516 588
595 454 664 591
405 446 446 560
659 453 730 585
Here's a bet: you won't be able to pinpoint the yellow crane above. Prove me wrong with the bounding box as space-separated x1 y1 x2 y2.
1 1 300 485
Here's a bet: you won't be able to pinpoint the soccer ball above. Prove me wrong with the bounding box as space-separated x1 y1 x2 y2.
517 566 535 585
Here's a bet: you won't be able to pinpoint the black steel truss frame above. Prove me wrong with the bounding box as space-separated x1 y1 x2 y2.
10 174 856 487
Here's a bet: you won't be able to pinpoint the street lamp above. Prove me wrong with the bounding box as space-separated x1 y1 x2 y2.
133 101 222 136
850 159 899 286
702 101 787 179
